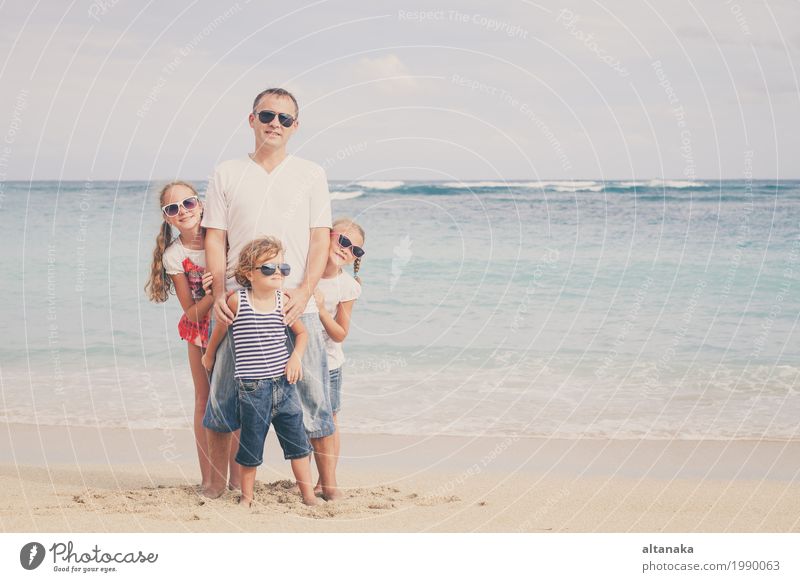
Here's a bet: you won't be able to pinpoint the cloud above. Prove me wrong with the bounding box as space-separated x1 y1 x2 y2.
351 54 419 91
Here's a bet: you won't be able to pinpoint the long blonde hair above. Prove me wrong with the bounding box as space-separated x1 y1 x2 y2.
144 181 199 303
333 217 365 283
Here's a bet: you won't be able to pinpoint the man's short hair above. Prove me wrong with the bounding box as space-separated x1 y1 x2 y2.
252 88 299 118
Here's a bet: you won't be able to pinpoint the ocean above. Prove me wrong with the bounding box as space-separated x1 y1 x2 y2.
1 179 798 439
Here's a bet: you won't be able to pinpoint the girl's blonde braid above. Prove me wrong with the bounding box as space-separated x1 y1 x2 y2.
353 256 362 285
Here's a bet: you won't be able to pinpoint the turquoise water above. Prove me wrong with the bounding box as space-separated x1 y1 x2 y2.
1 179 798 438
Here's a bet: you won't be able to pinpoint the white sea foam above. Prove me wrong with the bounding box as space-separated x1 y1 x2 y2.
356 180 405 190
331 190 365 200
648 179 706 189
552 184 604 192
543 180 599 189
441 180 601 190
441 181 542 189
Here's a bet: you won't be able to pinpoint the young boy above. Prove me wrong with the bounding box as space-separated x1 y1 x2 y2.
202 236 317 506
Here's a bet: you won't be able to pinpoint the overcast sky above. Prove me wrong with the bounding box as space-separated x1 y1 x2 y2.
1 0 798 181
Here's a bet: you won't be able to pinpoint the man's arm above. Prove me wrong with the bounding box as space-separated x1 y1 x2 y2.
205 228 234 324
201 293 238 372
284 227 330 325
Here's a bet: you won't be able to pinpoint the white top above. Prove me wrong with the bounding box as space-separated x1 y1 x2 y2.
201 155 332 314
316 271 361 370
163 237 206 275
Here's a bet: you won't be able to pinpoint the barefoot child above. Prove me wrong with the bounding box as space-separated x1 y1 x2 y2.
313 217 365 492
202 236 318 506
145 181 226 490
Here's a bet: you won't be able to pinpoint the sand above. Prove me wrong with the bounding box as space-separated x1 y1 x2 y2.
1 422 799 532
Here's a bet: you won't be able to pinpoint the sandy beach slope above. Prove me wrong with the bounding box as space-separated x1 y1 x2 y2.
1 423 798 532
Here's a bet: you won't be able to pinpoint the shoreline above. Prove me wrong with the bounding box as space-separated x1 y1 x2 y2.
2 422 799 532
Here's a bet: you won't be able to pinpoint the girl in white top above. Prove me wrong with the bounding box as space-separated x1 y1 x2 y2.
313 217 365 492
145 181 239 491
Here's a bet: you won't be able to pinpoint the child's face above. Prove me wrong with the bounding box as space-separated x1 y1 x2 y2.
329 225 364 268
162 184 202 232
246 252 286 291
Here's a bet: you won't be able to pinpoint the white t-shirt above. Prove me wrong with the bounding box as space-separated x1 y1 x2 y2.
201 154 332 313
163 237 206 275
316 271 361 370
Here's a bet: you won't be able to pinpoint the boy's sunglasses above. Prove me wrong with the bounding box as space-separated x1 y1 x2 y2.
259 263 291 276
334 233 365 258
162 196 199 217
255 110 295 127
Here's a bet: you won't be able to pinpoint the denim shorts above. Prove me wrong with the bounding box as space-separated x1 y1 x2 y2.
235 376 313 466
329 367 342 414
202 326 241 432
286 314 335 439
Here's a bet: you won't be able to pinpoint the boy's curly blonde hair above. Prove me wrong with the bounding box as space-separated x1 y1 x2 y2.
234 236 284 288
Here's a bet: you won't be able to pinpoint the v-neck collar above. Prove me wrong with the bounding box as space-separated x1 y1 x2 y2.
248 153 292 177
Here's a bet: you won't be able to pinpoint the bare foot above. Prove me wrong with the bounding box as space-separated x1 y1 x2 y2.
302 495 320 506
321 486 343 502
201 486 226 499
239 497 252 507
313 481 322 495
228 483 241 492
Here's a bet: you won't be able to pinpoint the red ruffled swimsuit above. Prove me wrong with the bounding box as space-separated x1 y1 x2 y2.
177 257 210 348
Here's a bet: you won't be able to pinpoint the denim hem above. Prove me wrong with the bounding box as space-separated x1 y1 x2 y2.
306 423 336 439
284 449 313 460
235 457 262 467
202 420 241 433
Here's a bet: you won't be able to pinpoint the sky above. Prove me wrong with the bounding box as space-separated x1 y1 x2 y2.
0 0 798 181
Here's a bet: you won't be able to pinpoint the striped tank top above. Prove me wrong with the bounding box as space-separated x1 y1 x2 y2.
231 288 289 379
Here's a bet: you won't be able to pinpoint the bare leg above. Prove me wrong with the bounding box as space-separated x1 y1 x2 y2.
239 466 257 507
312 435 341 501
228 429 241 490
187 344 212 489
291 455 318 505
315 413 339 494
203 430 232 498
332 413 340 471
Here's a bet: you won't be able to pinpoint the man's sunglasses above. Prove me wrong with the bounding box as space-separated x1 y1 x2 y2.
162 196 199 217
259 263 291 276
334 233 365 258
255 110 296 128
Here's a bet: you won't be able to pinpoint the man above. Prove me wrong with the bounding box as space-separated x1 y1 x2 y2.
201 88 339 500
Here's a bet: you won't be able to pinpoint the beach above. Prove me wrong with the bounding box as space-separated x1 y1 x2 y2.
2 180 799 534
2 422 798 533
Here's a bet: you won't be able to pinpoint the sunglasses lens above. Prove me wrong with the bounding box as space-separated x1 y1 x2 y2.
352 246 365 258
183 197 198 211
338 235 352 248
279 264 291 276
278 113 294 127
257 111 276 124
260 264 276 276
163 204 179 217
